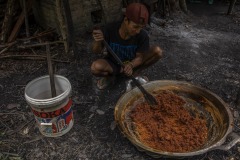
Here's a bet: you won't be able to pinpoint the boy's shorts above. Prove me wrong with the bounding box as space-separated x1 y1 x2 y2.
104 57 122 75
104 57 137 75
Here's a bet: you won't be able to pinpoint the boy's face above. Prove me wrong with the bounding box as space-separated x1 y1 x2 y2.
124 18 145 36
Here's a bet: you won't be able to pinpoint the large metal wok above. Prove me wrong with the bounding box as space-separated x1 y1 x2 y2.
114 80 240 158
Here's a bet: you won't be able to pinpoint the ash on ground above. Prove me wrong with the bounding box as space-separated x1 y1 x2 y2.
0 1 240 160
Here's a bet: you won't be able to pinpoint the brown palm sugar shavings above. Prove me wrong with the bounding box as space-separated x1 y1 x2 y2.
130 91 208 152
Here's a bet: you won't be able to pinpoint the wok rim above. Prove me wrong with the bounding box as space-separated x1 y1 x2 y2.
114 80 234 157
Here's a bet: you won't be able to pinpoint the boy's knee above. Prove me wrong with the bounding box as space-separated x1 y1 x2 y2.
152 46 163 59
91 61 99 74
91 60 110 75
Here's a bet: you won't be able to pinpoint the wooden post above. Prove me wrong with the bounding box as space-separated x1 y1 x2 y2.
56 0 69 54
61 0 78 59
227 0 237 15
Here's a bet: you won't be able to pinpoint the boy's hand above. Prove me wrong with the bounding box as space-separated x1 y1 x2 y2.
122 62 134 76
92 29 104 42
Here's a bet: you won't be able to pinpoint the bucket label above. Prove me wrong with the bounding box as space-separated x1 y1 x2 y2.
36 108 73 134
33 99 74 135
32 99 72 118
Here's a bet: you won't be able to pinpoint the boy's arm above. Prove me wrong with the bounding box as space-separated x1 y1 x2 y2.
92 29 104 54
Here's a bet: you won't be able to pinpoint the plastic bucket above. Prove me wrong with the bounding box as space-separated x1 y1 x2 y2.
24 75 74 137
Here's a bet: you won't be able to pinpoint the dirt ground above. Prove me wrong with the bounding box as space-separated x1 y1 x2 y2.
0 1 240 160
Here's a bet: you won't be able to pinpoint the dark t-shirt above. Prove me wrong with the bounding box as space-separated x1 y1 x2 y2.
103 22 149 63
